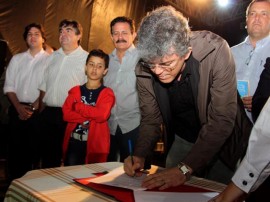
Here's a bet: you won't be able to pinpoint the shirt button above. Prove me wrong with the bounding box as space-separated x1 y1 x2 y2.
249 173 254 178
242 180 247 186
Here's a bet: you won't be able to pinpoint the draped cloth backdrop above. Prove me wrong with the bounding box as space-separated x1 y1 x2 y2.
0 0 166 56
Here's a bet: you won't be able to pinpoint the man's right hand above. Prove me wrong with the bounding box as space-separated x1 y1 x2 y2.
124 156 145 177
17 104 33 120
242 96 252 112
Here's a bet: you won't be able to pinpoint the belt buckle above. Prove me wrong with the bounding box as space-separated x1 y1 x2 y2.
72 132 87 141
80 134 83 141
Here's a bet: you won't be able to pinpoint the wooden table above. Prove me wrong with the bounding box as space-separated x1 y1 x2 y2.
4 162 226 202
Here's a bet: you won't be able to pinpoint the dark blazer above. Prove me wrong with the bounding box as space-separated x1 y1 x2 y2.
252 57 270 122
135 31 252 172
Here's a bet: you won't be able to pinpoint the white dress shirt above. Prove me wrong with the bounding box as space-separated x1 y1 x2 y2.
104 45 141 135
232 97 270 193
39 46 88 107
4 49 49 103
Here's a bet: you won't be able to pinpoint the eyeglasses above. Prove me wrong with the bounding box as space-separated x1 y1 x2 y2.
139 60 177 71
245 49 254 66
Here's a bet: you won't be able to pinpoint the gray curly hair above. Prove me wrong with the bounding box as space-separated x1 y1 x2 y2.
137 6 191 62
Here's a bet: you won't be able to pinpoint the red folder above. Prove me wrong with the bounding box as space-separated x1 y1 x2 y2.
74 174 213 202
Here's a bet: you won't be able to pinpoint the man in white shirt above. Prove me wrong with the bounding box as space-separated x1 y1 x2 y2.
231 0 270 122
38 19 88 168
104 17 141 163
4 23 49 180
209 96 270 202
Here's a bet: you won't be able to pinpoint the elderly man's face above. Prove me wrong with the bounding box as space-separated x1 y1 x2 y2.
143 51 191 83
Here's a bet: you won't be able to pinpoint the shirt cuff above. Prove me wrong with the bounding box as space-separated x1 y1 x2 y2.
232 157 260 193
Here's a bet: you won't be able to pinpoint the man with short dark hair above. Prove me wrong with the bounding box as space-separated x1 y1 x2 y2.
104 16 141 162
38 19 88 168
4 23 49 180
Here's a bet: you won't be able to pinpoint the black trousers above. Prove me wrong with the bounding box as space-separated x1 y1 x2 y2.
7 104 39 180
107 125 139 162
64 138 87 166
38 107 66 168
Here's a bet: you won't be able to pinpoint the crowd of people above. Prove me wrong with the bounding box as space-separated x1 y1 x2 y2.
0 0 269 201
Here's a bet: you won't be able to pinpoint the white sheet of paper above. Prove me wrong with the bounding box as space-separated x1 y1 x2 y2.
89 166 147 191
134 191 219 202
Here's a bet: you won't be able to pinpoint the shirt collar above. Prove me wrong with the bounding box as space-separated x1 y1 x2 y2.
245 35 270 47
27 48 46 58
58 45 83 56
111 44 136 58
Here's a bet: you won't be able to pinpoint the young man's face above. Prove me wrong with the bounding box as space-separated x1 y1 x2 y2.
111 22 136 52
59 25 81 48
26 27 44 49
85 56 108 81
145 50 191 84
246 1 270 41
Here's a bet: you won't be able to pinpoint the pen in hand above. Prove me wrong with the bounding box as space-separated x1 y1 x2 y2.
128 139 134 164
128 139 136 176
128 139 148 176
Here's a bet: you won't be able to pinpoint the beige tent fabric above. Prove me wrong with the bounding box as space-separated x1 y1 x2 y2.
0 0 49 54
89 0 146 53
0 0 150 56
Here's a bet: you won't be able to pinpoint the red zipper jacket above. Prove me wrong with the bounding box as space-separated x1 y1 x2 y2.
62 85 115 163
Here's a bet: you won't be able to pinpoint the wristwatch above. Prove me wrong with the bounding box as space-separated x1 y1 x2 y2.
177 162 191 180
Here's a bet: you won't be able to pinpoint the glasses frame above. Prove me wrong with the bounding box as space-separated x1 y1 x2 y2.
139 60 177 71
245 49 254 66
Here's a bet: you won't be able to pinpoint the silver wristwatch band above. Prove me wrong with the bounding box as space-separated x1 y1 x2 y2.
177 162 191 180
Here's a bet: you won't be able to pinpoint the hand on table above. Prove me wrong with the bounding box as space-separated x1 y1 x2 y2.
142 167 186 190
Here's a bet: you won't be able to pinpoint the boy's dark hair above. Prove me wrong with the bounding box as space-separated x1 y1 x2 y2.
110 16 135 34
86 49 109 69
23 23 46 42
59 19 83 45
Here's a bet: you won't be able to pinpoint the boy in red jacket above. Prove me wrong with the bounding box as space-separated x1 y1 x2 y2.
62 49 115 165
